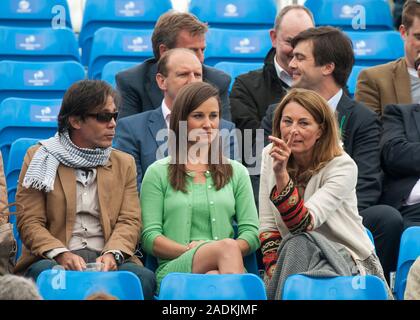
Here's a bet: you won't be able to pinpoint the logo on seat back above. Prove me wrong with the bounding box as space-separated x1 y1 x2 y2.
224 4 239 17
17 0 31 13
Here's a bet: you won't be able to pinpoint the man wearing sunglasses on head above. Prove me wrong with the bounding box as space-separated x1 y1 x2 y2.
14 80 156 299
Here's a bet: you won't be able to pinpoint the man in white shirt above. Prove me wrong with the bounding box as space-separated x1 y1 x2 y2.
355 0 420 116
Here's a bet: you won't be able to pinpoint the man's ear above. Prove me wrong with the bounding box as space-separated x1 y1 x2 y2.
158 44 169 59
68 115 82 130
322 62 335 76
156 73 166 91
269 28 277 48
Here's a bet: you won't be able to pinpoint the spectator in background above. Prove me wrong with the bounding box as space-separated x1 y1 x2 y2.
355 0 420 116
259 89 391 299
140 82 259 293
230 5 314 163
114 48 238 191
116 11 231 120
0 275 42 300
14 80 156 300
261 27 403 282
380 59 420 229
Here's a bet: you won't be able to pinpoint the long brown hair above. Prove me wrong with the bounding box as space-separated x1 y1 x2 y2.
168 82 232 193
272 88 342 181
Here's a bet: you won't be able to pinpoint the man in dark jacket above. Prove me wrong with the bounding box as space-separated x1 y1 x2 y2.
229 4 314 165
116 11 231 120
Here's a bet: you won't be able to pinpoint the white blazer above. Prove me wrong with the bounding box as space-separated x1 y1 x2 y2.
259 144 374 261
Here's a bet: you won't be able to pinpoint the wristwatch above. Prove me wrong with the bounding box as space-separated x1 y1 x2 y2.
112 252 124 266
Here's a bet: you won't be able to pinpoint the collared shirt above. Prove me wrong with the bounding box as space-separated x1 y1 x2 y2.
327 89 343 113
273 55 293 88
161 99 171 128
408 67 420 104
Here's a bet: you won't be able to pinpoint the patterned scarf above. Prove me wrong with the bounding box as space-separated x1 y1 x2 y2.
23 131 111 192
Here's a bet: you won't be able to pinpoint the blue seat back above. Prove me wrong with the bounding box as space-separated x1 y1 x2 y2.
0 0 72 29
0 26 80 62
214 61 262 91
282 274 388 300
395 226 420 300
37 270 144 300
0 98 59 167
158 273 267 300
0 60 85 104
347 65 366 97
189 0 277 29
346 31 404 66
205 28 272 66
79 0 172 65
6 137 40 260
304 0 393 30
101 61 138 87
88 27 153 79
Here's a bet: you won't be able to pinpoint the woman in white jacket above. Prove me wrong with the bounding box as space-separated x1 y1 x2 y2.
258 88 389 297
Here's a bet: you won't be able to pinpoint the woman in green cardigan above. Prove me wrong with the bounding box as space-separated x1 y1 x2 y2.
140 82 260 290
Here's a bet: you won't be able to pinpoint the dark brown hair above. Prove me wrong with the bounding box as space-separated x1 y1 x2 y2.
272 88 342 179
402 0 420 30
291 26 354 88
152 11 208 60
57 80 119 133
168 82 232 193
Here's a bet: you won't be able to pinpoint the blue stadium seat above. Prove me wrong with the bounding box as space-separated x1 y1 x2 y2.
79 0 172 65
189 0 277 29
282 274 388 300
205 28 272 66
304 0 394 30
101 61 137 87
0 98 59 168
0 0 72 29
6 137 40 260
214 61 263 91
37 270 144 300
347 65 366 97
346 31 404 66
395 227 420 300
88 27 153 80
158 273 267 300
0 26 80 62
0 60 85 104
365 227 375 247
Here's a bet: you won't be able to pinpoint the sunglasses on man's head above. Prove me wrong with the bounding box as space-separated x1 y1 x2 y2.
87 112 119 123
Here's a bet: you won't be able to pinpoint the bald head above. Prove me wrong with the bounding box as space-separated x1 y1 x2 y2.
156 48 203 108
270 6 315 75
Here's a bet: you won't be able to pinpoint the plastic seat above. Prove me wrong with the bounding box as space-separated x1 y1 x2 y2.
189 0 277 29
0 60 85 104
282 274 388 300
36 270 144 300
347 65 366 97
0 98 59 167
205 28 272 66
0 0 72 29
88 27 153 79
0 26 80 62
158 273 267 300
5 137 39 260
101 61 137 87
214 61 262 91
79 0 172 65
395 226 420 300
365 227 375 247
304 0 394 31
346 30 404 66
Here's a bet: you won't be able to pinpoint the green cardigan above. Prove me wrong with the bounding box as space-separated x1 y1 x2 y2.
140 157 260 255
